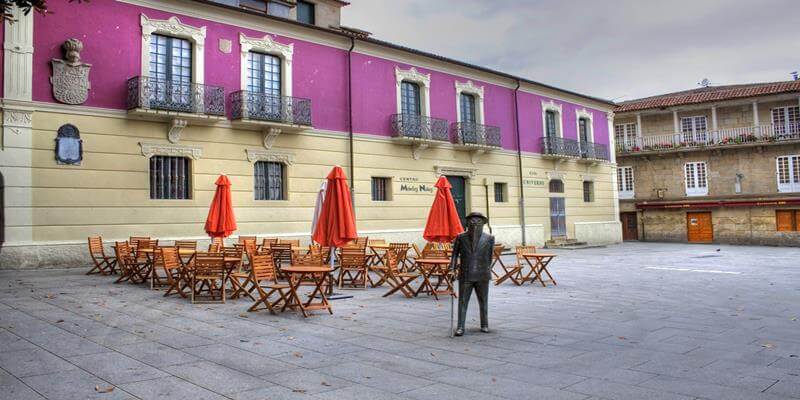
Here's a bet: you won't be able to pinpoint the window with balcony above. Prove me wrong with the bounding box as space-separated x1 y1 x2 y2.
772 106 800 137
615 123 637 149
583 181 594 202
494 182 507 203
460 93 476 123
150 156 191 200
777 155 800 193
246 51 282 119
545 111 557 138
618 166 634 199
681 116 707 143
148 34 193 112
578 118 590 143
684 161 708 196
371 177 391 201
254 161 285 200
296 0 315 24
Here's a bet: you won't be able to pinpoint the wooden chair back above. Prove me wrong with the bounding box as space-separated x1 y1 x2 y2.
88 236 106 257
250 253 279 283
355 236 368 249
160 247 181 271
223 246 243 269
368 239 386 246
208 241 223 253
340 247 367 269
211 236 224 249
136 239 158 261
175 240 197 250
193 253 225 277
515 245 536 261
270 243 294 267
261 238 278 249
422 243 447 259
238 236 257 244
129 236 150 249
295 251 322 266
279 239 300 248
115 241 132 262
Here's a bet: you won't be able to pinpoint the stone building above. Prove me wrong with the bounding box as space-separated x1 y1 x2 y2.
0 0 621 268
614 81 800 245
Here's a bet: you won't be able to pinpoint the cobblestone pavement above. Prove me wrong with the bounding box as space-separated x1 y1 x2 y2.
1 242 799 400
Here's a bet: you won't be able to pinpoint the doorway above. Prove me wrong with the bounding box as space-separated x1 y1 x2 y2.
549 197 566 238
686 212 713 243
620 212 638 241
446 175 467 228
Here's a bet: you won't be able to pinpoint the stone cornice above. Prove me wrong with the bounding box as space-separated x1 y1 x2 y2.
139 142 202 159
245 148 296 165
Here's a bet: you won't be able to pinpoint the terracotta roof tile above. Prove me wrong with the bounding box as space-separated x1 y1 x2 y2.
615 80 800 113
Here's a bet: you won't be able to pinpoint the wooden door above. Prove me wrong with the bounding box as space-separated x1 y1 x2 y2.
620 212 638 241
549 197 566 238
686 212 713 242
445 176 467 228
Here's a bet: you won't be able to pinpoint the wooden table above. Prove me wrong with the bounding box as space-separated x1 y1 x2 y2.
281 265 333 317
518 252 557 287
412 258 454 300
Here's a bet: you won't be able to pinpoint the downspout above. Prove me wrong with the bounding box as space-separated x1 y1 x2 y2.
484 180 492 234
347 37 356 209
514 80 527 245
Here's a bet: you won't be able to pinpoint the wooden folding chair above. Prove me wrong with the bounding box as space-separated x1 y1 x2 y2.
238 236 257 244
129 236 150 251
338 247 369 289
279 239 300 248
261 238 278 250
490 243 510 279
208 237 224 252
149 245 170 290
230 247 264 301
376 248 421 297
247 253 291 314
133 239 158 284
113 242 148 284
389 242 411 270
87 236 117 275
496 245 533 285
270 243 294 270
175 240 197 250
190 252 226 303
161 247 187 297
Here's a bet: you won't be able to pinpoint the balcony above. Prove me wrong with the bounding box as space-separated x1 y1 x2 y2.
391 114 450 160
126 76 225 118
452 122 502 149
230 91 313 128
541 136 610 162
616 123 800 156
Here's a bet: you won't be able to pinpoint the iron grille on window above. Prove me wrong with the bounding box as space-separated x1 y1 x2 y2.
150 156 191 199
494 182 506 202
255 161 285 200
372 177 390 201
549 179 564 193
583 181 594 202
296 0 315 24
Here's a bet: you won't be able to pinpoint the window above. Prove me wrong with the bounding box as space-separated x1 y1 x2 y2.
494 182 507 203
400 81 421 115
296 0 315 24
149 34 193 111
254 161 285 200
777 155 800 193
776 210 800 231
150 156 191 199
268 1 291 18
247 52 281 96
578 118 590 143
549 179 564 193
685 161 708 196
545 110 557 137
583 181 594 202
615 123 637 149
681 116 707 143
772 106 800 137
618 166 634 199
371 177 391 201
460 93 476 123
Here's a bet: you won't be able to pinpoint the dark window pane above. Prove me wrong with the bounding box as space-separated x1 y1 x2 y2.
494 182 506 203
149 34 193 111
372 177 389 201
545 110 557 137
549 179 564 193
460 93 476 123
296 0 315 24
583 181 594 202
400 81 421 115
149 156 190 200
579 118 589 142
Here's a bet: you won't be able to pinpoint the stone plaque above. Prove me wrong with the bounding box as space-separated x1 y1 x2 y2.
50 39 91 105
55 124 82 165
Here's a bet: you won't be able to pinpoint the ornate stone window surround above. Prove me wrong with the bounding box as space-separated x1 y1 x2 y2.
246 148 295 201
575 108 594 142
395 66 431 116
239 33 294 97
140 14 207 84
455 80 485 124
139 142 202 160
541 99 563 138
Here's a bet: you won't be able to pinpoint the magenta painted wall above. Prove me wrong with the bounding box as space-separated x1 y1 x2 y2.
30 0 609 154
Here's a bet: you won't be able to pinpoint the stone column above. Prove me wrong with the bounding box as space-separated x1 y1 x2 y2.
752 102 759 127
608 112 620 226
711 106 717 131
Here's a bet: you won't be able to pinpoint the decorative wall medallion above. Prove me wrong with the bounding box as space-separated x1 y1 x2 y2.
139 142 202 160
219 38 232 54
246 148 295 165
50 39 91 105
55 124 82 165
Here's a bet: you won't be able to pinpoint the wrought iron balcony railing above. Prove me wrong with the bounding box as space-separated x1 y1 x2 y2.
579 140 611 161
541 136 581 158
126 76 225 116
230 91 313 126
452 122 502 148
616 123 800 155
391 114 450 142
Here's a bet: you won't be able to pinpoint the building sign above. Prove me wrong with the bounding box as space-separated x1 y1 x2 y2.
523 179 545 187
399 183 435 193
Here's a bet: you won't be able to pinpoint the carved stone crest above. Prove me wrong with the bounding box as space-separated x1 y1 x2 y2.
50 39 91 105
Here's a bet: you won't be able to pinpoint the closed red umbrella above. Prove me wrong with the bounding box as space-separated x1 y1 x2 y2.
423 176 464 243
312 166 357 247
205 175 237 238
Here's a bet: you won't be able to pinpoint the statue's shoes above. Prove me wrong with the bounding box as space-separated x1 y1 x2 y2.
480 326 490 333
454 328 464 336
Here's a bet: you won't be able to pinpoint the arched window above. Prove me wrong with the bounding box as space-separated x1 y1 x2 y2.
549 179 564 193
55 124 82 165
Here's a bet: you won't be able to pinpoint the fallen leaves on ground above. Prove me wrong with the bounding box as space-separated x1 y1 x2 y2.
292 352 303 358
94 385 115 393
762 343 775 349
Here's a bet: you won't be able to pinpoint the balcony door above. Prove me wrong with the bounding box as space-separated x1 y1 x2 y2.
459 93 477 143
681 116 707 143
247 52 283 120
149 34 193 112
578 117 591 157
772 106 800 138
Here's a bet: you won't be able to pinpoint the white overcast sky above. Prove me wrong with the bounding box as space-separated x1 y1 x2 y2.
341 0 800 102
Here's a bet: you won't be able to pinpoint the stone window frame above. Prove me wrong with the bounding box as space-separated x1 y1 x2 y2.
395 66 431 116
541 99 563 138
617 165 634 199
575 108 594 142
140 14 207 84
239 33 294 97
684 161 709 197
139 142 202 201
455 80 485 124
246 148 295 202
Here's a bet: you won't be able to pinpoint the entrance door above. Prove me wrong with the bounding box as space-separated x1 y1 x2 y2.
549 197 566 238
686 212 713 243
620 212 638 241
446 176 467 228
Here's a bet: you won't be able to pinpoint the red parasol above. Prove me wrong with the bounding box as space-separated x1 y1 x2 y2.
423 176 464 243
312 166 357 247
205 175 237 238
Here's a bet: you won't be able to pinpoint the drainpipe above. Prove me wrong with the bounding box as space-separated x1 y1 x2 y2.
484 180 492 234
347 37 356 210
514 79 527 245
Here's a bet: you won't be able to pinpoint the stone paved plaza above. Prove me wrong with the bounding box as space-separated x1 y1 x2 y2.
1 242 799 400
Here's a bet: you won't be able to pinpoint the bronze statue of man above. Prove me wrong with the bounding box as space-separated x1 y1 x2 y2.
450 211 495 336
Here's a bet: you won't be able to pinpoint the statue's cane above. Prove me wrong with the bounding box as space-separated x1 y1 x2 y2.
449 282 454 337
